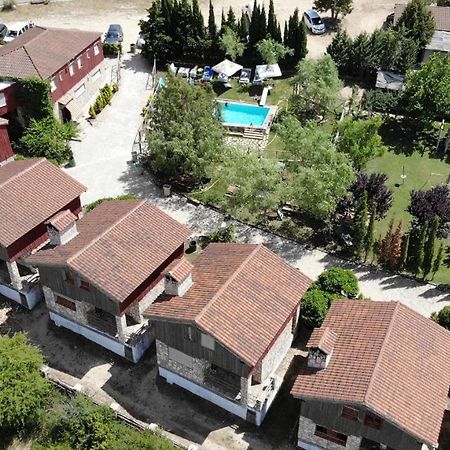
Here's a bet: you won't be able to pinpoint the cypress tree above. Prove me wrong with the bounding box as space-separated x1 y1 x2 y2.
399 233 409 270
364 204 376 262
354 192 368 260
248 0 261 50
422 216 439 279
379 218 394 267
414 221 428 276
226 6 237 32
208 0 217 40
297 17 308 63
389 221 404 269
220 9 226 33
237 11 249 41
283 21 288 46
432 242 444 279
260 5 267 39
267 0 281 42
284 9 308 68
192 0 205 39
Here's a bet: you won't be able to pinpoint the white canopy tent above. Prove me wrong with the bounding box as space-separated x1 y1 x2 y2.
212 59 243 77
255 64 282 80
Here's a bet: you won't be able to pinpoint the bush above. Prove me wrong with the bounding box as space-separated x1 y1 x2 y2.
20 116 77 164
102 43 122 57
2 0 16 11
300 288 331 328
85 195 137 213
361 89 404 115
15 77 53 122
316 267 359 298
0 334 49 433
209 225 236 243
431 306 450 330
91 84 115 116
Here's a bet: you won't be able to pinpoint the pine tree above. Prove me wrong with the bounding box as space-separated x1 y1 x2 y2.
354 192 368 260
226 6 237 32
422 216 439 279
364 204 376 262
399 233 409 270
432 242 444 279
208 0 217 40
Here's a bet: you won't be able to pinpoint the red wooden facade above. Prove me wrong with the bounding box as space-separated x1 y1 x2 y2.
7 197 82 262
0 120 13 163
50 39 104 103
0 83 18 117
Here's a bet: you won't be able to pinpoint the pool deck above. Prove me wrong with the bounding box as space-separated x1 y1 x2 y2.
217 99 277 134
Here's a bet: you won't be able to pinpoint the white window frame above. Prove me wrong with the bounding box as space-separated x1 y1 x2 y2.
201 333 215 350
91 69 101 83
94 43 99 56
86 49 90 59
50 78 57 93
68 63 74 77
59 70 64 81
74 83 85 99
77 56 83 69
0 93 6 108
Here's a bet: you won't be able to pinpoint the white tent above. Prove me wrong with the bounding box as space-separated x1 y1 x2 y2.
212 59 243 77
255 64 282 80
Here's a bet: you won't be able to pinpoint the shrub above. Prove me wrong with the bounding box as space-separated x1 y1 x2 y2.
209 225 236 243
2 0 16 11
85 195 137 213
15 77 53 122
102 43 122 57
89 105 96 118
300 288 331 328
315 267 359 298
431 306 450 330
91 84 115 115
361 89 404 115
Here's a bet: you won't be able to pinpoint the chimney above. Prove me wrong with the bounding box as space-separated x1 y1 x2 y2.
164 258 193 297
306 327 338 370
45 210 78 246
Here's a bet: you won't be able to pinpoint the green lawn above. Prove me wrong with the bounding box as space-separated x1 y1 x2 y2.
366 121 450 284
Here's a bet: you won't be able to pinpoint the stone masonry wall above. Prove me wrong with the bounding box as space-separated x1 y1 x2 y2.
43 286 93 324
138 279 165 315
156 340 209 384
298 416 362 450
260 317 294 382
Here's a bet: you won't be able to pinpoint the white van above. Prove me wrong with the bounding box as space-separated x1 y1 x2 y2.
304 9 326 34
4 22 33 43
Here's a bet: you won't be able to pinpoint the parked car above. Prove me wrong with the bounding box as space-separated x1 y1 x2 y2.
0 23 8 41
304 9 326 34
104 24 123 45
4 22 33 43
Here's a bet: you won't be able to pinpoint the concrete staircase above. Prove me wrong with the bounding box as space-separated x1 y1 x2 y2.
243 127 265 140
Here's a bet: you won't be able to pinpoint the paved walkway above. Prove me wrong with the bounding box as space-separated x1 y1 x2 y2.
66 52 450 319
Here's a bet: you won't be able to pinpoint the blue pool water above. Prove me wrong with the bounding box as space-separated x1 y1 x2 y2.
220 102 269 127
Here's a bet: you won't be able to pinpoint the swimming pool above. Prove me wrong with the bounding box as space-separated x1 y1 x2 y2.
219 101 270 127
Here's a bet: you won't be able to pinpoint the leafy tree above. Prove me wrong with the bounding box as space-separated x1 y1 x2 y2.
432 242 444 279
364 204 376 262
404 54 450 123
291 55 342 120
208 0 217 40
146 73 224 184
20 116 76 164
349 172 392 219
408 185 450 238
336 117 387 170
277 116 355 219
219 26 245 61
316 267 359 297
422 216 439 279
394 0 435 48
220 151 285 222
354 192 368 259
314 0 353 20
0 333 49 432
300 288 331 328
284 9 308 67
431 306 450 330
267 0 282 42
256 38 293 64
16 77 53 122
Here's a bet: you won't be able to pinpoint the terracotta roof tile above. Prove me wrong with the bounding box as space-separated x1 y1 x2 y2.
164 257 193 282
0 26 102 79
147 243 313 366
46 209 77 232
307 327 338 355
28 200 192 303
0 158 86 248
394 4 450 32
291 300 450 447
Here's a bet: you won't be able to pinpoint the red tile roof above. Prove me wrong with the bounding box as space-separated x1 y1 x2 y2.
164 257 193 282
0 26 102 79
0 158 85 248
146 243 313 366
307 327 337 355
291 300 450 447
46 209 77 232
28 200 192 303
394 4 450 32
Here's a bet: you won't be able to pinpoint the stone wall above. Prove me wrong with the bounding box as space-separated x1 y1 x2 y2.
43 286 93 325
138 278 165 315
298 415 362 450
156 340 210 384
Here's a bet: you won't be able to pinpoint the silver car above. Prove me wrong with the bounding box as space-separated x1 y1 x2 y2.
304 9 326 34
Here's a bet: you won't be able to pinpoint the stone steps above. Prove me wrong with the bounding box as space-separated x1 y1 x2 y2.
243 128 265 140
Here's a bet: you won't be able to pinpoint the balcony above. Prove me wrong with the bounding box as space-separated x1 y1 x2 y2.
204 366 241 401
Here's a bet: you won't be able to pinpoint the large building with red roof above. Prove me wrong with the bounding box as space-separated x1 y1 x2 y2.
0 158 85 308
291 299 450 450
27 199 192 362
146 243 312 425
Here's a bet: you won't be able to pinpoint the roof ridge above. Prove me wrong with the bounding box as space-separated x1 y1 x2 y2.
195 244 262 323
67 199 146 266
364 301 401 404
22 44 43 78
0 158 43 189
